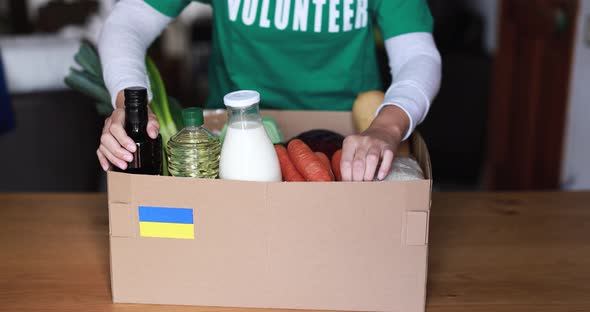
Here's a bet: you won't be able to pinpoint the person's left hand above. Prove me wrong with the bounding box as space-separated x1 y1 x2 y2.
340 105 410 181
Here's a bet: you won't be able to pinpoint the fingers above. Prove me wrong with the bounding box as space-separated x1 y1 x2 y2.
341 131 399 182
100 132 133 163
147 113 160 139
97 108 136 171
97 149 110 172
99 145 128 170
377 148 394 181
352 147 368 182
364 147 382 181
340 136 358 182
109 111 136 152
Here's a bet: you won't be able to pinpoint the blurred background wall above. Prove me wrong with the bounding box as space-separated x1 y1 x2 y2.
562 0 590 190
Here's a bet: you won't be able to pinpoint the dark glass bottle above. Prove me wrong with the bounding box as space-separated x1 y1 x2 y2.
117 87 162 175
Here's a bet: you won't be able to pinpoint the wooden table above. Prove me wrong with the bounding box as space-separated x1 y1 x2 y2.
1 192 589 312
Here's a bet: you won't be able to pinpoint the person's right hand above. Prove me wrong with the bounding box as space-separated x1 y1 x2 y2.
97 91 160 171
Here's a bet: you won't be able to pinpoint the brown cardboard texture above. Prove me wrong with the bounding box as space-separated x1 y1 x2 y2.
107 110 432 312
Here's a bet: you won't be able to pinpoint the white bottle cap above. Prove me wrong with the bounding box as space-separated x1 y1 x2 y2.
223 90 260 108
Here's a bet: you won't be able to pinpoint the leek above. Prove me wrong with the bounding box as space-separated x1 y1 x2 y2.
64 41 184 176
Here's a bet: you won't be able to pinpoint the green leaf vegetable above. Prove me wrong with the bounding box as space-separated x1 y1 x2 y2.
145 57 178 152
64 40 184 176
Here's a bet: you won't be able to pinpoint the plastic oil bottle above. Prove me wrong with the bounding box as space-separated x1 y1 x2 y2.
167 107 221 178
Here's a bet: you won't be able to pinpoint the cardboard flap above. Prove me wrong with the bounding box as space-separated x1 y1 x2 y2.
108 172 135 238
107 171 132 204
410 132 432 180
405 211 429 246
109 203 134 238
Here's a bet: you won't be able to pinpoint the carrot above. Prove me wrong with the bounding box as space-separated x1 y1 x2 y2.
287 139 333 182
331 149 343 181
315 152 334 179
274 145 305 182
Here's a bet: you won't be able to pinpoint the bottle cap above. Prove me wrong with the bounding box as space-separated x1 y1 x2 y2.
223 90 260 108
182 107 204 127
124 87 148 107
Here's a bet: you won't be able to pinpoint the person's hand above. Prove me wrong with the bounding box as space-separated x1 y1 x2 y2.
340 105 410 181
97 90 159 171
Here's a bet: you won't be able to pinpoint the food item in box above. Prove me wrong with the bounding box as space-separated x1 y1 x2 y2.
219 91 281 182
220 116 284 144
261 117 285 144
275 145 305 182
378 157 424 181
331 149 343 181
315 152 335 180
287 139 333 182
115 87 162 175
290 129 344 159
167 107 221 178
352 90 384 133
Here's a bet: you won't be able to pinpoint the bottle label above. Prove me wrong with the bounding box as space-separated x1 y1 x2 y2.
128 142 142 169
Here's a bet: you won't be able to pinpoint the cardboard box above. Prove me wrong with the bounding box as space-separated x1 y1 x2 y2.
107 110 432 312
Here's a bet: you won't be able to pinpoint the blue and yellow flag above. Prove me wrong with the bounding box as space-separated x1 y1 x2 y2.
139 206 194 239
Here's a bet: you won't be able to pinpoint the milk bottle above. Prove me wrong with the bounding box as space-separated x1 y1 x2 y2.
219 90 282 182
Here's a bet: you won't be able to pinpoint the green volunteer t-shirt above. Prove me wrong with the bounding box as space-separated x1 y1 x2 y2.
145 0 433 111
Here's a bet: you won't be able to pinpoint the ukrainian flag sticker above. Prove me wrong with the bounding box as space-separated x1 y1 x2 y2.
138 206 194 239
